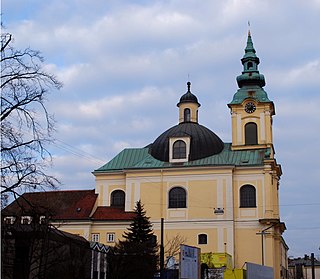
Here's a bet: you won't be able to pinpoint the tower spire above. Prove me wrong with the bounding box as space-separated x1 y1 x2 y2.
228 30 272 106
244 28 257 59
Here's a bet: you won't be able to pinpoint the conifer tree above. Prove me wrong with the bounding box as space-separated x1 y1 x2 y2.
109 200 158 279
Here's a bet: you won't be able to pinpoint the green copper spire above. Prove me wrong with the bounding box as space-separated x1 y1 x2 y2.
228 31 272 105
243 31 257 59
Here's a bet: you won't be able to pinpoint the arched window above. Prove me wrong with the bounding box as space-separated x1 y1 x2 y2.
247 61 253 70
184 108 191 122
173 140 186 159
240 185 256 208
198 234 208 244
169 187 186 208
111 190 125 207
245 122 258 145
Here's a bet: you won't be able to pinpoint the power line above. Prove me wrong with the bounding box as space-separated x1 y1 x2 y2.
51 138 105 165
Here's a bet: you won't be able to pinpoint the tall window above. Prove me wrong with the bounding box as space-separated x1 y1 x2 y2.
184 108 191 122
169 187 186 208
198 234 208 244
240 185 256 208
111 190 125 207
173 140 186 159
245 122 258 145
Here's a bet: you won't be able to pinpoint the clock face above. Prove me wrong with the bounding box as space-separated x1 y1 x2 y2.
245 102 256 113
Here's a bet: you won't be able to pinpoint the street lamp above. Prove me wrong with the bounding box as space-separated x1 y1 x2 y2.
256 225 274 265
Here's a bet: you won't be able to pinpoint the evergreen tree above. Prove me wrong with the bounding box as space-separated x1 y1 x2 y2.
109 200 158 279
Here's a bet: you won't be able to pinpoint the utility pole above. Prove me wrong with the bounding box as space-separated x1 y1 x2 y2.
311 253 315 279
160 218 164 279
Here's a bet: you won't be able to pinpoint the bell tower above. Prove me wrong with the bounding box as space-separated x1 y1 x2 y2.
228 31 275 157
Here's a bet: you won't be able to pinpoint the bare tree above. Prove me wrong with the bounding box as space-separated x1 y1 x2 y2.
1 32 62 206
164 234 187 268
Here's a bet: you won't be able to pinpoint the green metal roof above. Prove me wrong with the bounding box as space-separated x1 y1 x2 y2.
243 32 257 59
229 86 272 105
95 148 149 172
94 143 270 173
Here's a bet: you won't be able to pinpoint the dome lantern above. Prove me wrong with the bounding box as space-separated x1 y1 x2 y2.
149 82 224 163
177 82 201 124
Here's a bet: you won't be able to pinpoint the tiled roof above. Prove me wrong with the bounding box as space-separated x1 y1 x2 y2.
92 207 136 220
2 190 98 220
2 190 136 222
288 257 320 267
94 143 269 172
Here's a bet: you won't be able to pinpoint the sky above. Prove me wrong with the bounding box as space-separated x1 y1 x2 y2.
2 0 320 258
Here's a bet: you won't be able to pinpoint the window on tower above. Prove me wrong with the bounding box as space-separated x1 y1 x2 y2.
169 187 187 208
184 108 191 122
173 140 187 159
240 185 256 208
110 190 125 207
245 122 258 145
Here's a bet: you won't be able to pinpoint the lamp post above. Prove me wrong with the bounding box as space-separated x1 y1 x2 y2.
256 225 274 265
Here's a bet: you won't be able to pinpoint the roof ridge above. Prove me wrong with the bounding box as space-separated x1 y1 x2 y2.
23 189 95 195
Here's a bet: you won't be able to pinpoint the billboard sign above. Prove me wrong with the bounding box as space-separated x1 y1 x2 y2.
179 244 200 279
246 262 274 279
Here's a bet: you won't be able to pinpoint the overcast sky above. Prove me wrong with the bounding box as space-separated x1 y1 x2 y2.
3 0 320 258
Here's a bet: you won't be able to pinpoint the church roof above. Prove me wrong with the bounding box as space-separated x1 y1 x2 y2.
94 143 270 172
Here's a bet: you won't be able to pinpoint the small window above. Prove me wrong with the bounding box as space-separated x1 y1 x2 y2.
111 190 125 207
198 234 207 244
184 108 191 122
4 217 16 225
173 140 186 159
39 216 46 224
107 233 115 243
91 233 100 242
240 185 256 208
169 187 186 208
245 122 258 145
21 216 32 225
247 61 253 70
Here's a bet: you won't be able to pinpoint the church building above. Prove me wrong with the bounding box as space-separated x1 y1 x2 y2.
3 32 288 278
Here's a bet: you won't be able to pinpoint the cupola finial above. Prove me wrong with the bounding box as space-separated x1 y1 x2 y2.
187 81 191 92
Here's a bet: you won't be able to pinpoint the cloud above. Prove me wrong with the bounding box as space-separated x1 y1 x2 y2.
269 60 320 88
